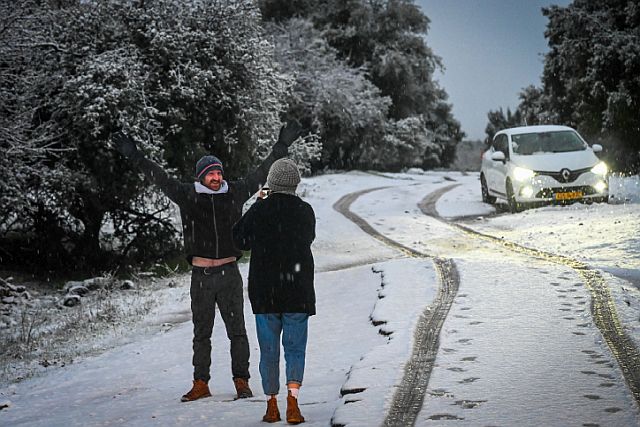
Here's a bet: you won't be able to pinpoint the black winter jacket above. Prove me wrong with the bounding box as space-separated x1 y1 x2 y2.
126 145 287 264
232 193 316 315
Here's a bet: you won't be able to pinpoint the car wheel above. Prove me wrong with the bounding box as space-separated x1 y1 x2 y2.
481 174 496 204
506 180 521 213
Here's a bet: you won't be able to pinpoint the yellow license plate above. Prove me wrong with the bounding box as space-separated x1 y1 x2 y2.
555 191 583 200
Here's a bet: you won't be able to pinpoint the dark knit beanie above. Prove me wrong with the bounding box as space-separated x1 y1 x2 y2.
266 158 300 195
195 155 224 181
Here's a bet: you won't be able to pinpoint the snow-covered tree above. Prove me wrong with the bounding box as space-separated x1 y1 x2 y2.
259 0 464 169
484 85 555 144
267 18 389 170
542 0 640 172
1 0 291 273
0 1 66 259
515 85 553 128
360 116 440 171
484 108 522 144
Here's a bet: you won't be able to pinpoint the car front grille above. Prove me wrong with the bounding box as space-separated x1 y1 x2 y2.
534 167 591 183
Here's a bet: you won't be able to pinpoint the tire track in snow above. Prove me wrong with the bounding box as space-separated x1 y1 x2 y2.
381 257 458 427
420 184 640 407
333 187 430 258
333 187 460 427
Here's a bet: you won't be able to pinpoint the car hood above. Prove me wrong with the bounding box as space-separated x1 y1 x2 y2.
512 150 600 172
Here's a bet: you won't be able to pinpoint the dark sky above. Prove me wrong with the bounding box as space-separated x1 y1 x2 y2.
416 0 571 140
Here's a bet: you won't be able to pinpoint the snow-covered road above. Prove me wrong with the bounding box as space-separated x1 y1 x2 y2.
345 173 639 425
1 171 639 426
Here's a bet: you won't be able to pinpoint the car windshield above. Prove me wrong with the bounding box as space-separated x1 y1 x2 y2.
511 131 586 155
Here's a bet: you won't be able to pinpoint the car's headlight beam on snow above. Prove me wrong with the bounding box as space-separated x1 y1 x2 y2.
513 166 535 182
591 161 608 175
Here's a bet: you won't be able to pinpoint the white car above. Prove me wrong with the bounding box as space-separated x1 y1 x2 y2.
480 125 609 212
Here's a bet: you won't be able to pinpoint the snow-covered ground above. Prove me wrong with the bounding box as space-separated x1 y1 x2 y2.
1 171 639 426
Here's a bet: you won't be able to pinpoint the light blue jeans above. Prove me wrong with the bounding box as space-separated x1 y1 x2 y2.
255 313 309 395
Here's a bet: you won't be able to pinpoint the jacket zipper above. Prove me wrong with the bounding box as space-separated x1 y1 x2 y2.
211 196 219 257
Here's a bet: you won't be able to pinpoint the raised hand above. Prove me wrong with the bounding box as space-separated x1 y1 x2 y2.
276 120 304 148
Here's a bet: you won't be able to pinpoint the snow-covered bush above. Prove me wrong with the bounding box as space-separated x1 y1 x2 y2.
267 18 390 170
358 117 436 171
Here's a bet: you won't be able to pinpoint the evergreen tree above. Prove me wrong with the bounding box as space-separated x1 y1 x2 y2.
516 85 550 128
542 0 640 171
484 107 522 144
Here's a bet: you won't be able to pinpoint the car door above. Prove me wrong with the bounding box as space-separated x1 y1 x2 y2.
483 138 499 191
489 134 509 196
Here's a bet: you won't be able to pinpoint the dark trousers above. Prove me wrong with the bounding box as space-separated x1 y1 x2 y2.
190 263 250 382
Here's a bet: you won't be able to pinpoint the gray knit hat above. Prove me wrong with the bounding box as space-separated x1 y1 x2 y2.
195 155 223 181
267 158 300 195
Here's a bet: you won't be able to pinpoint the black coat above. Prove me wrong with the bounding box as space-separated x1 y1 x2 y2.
232 193 316 315
126 145 287 264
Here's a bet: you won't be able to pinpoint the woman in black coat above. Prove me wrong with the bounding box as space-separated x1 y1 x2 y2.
232 158 315 424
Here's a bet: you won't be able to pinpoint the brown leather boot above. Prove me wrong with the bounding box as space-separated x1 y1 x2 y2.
233 377 253 399
262 396 281 423
180 379 212 402
286 391 305 424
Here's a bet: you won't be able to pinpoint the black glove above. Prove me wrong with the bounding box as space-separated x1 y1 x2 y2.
112 131 138 159
276 120 303 148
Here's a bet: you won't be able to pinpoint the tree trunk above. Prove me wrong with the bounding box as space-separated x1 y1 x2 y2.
71 190 108 272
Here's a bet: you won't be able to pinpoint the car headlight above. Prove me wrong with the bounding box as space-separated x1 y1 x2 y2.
520 186 534 198
591 161 608 175
513 166 535 182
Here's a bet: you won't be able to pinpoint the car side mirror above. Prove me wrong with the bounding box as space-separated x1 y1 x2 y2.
491 151 506 162
592 144 603 153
